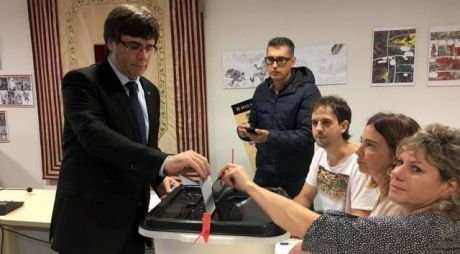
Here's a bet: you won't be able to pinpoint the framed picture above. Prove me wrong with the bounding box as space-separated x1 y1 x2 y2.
371 27 416 86
0 74 34 106
427 25 460 86
0 111 9 143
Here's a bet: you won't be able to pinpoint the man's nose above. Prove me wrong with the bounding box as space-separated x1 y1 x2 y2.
137 48 150 59
316 123 324 131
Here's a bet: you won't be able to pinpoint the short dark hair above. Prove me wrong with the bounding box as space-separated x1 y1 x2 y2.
267 37 295 56
312 95 352 140
104 5 160 46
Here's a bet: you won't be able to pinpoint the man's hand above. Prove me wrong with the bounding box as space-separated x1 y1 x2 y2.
248 128 269 143
218 163 254 192
237 123 269 143
157 176 180 198
164 150 210 179
237 123 251 138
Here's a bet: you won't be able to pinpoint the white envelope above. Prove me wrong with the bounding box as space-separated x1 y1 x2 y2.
199 175 216 215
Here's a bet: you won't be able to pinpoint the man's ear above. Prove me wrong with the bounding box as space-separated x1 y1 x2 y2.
340 120 350 134
107 39 115 52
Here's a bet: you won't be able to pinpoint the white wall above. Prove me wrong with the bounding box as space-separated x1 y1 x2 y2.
0 0 52 189
204 0 460 174
0 1 55 253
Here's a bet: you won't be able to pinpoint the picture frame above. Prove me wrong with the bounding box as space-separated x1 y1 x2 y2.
427 25 460 86
0 74 34 106
0 111 9 143
371 27 416 86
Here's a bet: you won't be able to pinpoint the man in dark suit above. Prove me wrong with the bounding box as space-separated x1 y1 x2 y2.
50 5 210 254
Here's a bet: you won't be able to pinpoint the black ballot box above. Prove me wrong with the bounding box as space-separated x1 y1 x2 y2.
141 178 287 237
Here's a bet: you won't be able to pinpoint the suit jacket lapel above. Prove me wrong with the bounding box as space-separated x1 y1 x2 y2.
98 60 142 142
140 78 157 147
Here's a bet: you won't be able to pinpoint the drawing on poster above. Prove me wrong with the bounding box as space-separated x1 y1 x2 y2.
0 75 34 106
223 44 347 88
295 44 347 85
427 25 460 86
223 49 266 89
372 27 416 86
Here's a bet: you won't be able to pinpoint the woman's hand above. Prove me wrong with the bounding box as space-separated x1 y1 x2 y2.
288 242 308 254
218 163 254 192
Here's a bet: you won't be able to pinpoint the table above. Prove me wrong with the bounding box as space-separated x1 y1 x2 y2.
0 189 55 254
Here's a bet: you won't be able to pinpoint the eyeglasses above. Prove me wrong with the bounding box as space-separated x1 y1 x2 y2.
119 39 157 54
264 56 291 66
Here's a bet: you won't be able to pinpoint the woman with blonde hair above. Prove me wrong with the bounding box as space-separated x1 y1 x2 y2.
219 124 460 252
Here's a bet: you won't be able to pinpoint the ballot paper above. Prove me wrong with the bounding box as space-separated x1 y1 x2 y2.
200 175 216 215
179 174 199 185
148 191 161 212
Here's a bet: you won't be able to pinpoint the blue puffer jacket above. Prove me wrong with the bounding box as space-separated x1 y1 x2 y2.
248 66 321 178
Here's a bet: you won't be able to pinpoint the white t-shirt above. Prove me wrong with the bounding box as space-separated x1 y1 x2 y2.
306 147 377 213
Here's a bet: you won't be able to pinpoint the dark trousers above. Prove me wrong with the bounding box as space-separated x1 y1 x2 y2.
119 233 145 254
119 207 148 254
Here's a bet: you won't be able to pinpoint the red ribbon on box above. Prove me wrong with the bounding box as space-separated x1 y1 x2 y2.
193 212 211 244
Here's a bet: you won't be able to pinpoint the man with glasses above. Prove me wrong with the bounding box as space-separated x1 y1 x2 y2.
50 5 210 254
237 37 321 198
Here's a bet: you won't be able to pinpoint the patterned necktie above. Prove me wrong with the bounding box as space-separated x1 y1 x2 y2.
126 81 147 145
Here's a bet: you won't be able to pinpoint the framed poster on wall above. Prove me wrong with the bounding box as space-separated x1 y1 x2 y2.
371 27 416 86
0 111 9 143
0 74 34 106
427 25 460 86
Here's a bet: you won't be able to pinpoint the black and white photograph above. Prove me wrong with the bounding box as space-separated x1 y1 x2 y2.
0 111 9 143
0 75 34 106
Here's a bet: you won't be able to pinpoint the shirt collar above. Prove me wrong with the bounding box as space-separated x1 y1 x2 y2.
107 57 140 86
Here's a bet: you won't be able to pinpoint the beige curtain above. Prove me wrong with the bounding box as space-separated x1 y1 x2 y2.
28 0 208 179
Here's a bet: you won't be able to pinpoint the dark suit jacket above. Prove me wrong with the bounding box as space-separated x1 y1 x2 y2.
50 59 168 254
